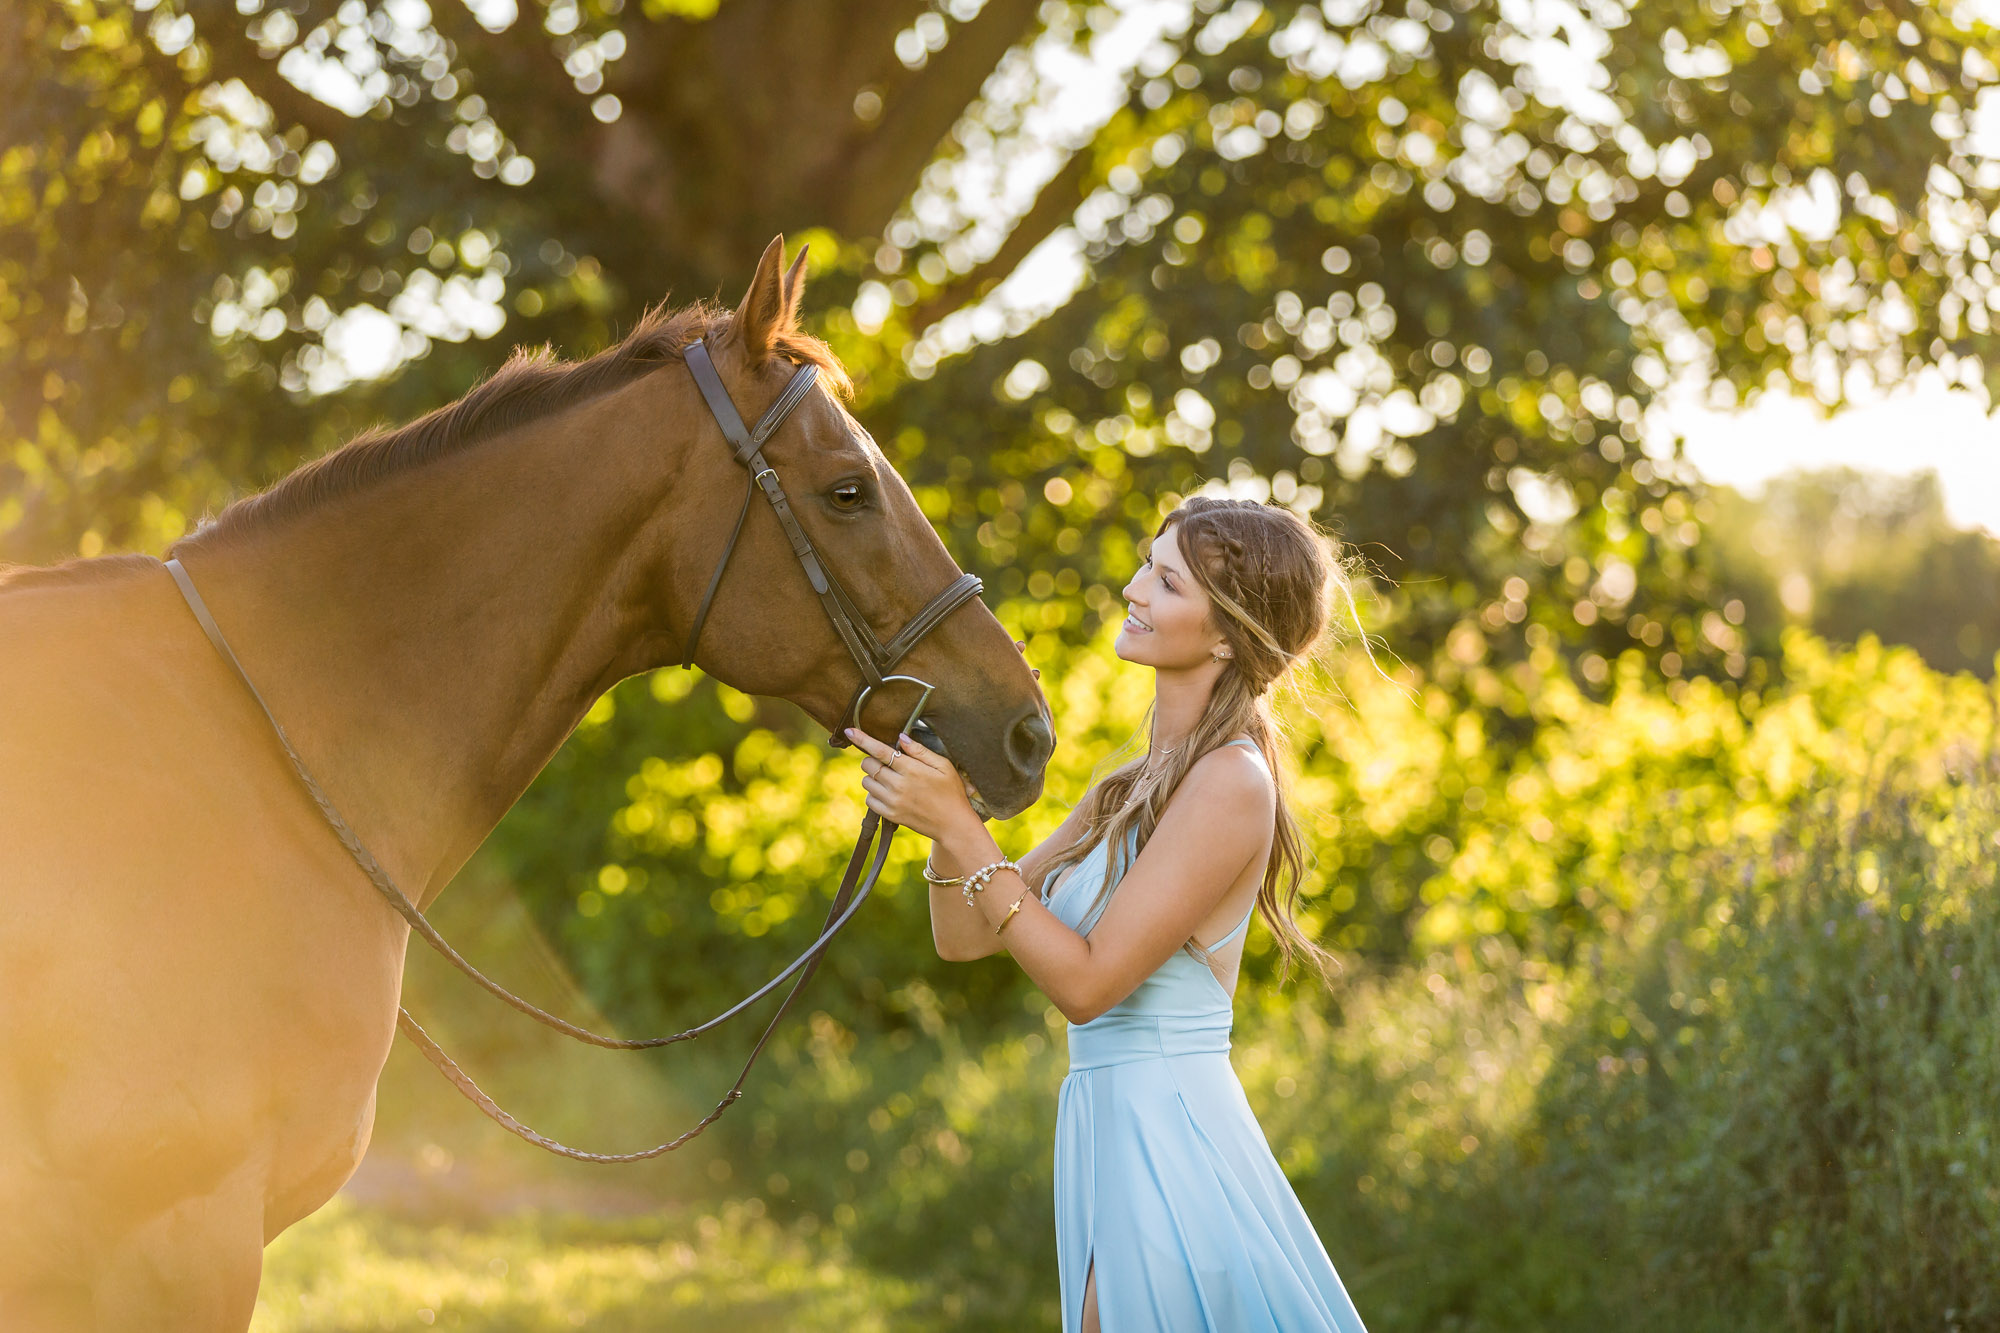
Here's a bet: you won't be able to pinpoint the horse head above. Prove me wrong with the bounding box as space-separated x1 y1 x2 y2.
666 237 1053 819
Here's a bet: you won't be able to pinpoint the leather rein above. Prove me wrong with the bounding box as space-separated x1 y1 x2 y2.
161 337 985 1162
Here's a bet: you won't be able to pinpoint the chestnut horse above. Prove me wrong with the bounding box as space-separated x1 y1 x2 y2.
0 237 1051 1328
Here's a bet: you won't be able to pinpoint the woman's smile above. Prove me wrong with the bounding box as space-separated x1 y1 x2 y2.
1123 607 1154 635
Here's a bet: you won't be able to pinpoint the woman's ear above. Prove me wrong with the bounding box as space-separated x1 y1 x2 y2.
1198 612 1232 663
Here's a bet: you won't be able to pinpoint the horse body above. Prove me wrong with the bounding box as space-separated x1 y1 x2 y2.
0 240 1051 1326
1 570 402 1326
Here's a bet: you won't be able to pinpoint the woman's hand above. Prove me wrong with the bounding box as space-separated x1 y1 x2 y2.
844 727 983 842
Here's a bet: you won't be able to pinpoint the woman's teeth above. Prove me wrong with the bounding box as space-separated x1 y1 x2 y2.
1124 611 1152 633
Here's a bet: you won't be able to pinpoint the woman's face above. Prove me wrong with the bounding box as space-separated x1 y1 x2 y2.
1115 524 1229 669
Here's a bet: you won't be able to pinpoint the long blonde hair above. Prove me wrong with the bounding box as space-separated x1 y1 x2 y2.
1040 496 1344 985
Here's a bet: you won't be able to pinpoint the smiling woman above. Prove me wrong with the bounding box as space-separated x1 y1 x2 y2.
851 496 1368 1333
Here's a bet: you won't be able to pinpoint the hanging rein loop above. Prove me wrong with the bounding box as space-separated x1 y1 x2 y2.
395 810 896 1163
157 337 990 1162
165 555 902 1161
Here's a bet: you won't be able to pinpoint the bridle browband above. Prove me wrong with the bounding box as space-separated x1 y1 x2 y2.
157 335 993 1162
678 337 984 744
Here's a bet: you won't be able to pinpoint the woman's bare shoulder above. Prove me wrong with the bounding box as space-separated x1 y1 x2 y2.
1164 740 1274 825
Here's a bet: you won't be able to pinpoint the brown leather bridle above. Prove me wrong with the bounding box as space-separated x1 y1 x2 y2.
158 338 992 1162
678 337 984 745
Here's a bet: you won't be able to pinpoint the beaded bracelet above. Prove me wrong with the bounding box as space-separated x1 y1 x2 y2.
959 858 1020 909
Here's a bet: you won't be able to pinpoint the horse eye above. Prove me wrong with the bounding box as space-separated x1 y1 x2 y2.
831 482 866 511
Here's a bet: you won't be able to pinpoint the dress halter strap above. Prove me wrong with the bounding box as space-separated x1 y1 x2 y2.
1204 904 1257 952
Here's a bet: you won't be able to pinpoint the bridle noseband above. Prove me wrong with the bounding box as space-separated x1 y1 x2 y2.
678 337 984 744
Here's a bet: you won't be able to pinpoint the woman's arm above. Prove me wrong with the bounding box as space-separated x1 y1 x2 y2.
926 798 1092 963
849 729 1272 1019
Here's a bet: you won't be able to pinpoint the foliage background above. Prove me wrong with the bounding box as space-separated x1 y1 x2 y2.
250 636 2000 1331
13 0 2000 1327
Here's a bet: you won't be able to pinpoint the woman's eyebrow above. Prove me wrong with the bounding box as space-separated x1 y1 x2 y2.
1154 556 1188 582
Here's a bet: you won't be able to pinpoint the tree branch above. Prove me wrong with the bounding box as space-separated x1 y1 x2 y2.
426 0 595 170
906 145 1094 330
823 0 1046 238
818 0 938 110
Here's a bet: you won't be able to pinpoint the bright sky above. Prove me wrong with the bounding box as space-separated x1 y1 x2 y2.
1671 377 2000 535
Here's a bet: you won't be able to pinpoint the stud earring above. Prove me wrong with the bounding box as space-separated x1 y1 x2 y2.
1213 648 1232 661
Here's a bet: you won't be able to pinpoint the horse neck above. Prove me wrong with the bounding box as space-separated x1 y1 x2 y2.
174 372 702 905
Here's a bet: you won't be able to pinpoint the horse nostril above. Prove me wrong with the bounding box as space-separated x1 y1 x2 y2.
1006 709 1055 779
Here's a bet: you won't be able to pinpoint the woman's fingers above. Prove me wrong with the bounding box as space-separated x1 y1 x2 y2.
842 726 898 760
894 733 949 772
859 727 912 758
849 726 973 839
847 726 956 784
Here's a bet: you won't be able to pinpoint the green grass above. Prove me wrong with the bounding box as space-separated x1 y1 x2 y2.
254 1201 920 1332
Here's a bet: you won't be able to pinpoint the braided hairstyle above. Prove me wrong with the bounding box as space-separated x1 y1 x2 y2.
1041 496 1342 985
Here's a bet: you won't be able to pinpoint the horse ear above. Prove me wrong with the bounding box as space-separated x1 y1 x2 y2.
732 235 795 360
780 243 810 319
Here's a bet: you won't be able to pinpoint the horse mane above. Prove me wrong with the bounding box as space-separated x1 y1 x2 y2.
0 553 162 592
172 299 853 553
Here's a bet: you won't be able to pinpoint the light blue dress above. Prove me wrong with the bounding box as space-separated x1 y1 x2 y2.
1046 739 1368 1332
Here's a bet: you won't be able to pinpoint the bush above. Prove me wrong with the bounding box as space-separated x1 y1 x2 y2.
287 633 2000 1330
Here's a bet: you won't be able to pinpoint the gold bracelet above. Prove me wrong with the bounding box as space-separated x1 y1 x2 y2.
921 852 967 888
995 889 1033 935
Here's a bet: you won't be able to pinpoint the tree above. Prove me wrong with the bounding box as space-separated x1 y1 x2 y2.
861 0 2000 695
2 0 1065 559
15 0 2000 1006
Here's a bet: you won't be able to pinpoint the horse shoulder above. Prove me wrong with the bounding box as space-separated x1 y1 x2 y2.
0 572 398 1290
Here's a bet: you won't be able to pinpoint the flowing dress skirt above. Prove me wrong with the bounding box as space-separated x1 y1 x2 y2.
1053 1011 1369 1333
